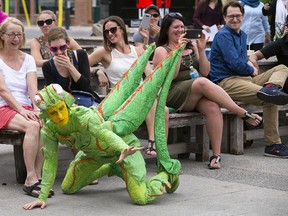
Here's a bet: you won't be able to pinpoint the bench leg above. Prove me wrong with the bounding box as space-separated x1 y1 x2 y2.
13 145 26 184
195 125 209 162
229 116 244 155
221 114 230 153
178 127 191 159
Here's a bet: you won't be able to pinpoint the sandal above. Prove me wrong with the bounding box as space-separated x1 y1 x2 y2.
88 179 99 185
38 179 55 196
23 182 52 198
143 140 157 156
208 155 221 170
242 112 263 127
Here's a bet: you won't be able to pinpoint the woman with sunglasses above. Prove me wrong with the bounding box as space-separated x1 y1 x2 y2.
42 26 101 106
0 18 50 197
133 4 161 49
153 13 262 169
30 10 81 67
89 16 169 156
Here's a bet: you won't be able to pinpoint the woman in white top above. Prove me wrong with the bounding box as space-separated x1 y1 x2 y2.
89 16 169 156
0 18 50 198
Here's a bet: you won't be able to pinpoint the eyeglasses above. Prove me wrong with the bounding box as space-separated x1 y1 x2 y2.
49 44 68 53
37 18 55 27
103 26 121 36
4 32 24 39
150 13 160 18
168 12 182 18
226 14 243 20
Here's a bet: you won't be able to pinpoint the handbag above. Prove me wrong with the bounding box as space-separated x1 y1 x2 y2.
71 90 96 107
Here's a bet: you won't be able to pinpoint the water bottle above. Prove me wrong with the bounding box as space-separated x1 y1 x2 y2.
190 66 199 79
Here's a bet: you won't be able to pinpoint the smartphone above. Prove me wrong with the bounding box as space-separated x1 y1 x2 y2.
185 29 203 39
141 13 151 30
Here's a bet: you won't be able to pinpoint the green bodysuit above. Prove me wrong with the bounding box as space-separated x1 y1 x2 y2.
36 44 183 205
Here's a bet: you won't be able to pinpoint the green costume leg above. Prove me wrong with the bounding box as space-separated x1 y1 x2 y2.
61 151 112 194
117 134 170 205
98 44 156 120
108 45 184 136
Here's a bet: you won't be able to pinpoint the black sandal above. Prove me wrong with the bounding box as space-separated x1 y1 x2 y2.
208 155 221 170
242 112 263 127
143 140 157 156
38 179 55 196
23 182 52 198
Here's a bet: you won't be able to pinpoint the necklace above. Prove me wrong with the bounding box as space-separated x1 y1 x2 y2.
181 52 195 68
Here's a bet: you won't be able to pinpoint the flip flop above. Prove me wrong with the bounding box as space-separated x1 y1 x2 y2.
23 182 44 198
208 155 221 170
38 179 55 196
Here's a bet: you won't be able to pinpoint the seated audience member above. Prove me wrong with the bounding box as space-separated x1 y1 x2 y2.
30 10 81 67
0 17 51 197
133 4 161 49
152 12 262 169
209 1 288 158
89 16 169 156
249 26 288 68
42 26 101 107
193 0 224 32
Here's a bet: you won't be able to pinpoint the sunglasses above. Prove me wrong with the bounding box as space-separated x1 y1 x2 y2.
103 26 121 36
168 12 183 18
37 18 55 27
150 13 160 18
49 44 68 53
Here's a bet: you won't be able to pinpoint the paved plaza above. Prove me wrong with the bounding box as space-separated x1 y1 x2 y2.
1 139 288 216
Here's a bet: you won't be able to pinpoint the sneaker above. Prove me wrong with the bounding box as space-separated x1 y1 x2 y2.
264 144 288 158
257 84 288 105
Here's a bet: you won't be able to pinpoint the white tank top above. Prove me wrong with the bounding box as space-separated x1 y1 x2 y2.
105 45 138 87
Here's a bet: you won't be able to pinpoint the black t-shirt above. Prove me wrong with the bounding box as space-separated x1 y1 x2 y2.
42 49 101 103
260 35 288 67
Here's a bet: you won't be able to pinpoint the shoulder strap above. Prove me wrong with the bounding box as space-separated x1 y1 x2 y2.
71 50 79 71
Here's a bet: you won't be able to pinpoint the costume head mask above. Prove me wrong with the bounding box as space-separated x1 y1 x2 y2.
34 84 75 124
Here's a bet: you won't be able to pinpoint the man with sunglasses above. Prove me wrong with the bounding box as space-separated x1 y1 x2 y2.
210 1 288 158
133 4 161 49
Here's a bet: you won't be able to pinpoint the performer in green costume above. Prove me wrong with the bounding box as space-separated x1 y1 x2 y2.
23 44 183 210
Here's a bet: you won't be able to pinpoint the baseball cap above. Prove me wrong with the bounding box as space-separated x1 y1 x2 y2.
144 4 160 14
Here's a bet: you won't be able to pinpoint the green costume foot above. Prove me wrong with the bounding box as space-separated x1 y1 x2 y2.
165 173 180 194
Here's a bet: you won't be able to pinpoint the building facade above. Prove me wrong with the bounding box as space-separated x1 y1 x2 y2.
4 0 196 26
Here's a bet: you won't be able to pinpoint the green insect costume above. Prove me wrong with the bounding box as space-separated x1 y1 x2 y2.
35 44 183 205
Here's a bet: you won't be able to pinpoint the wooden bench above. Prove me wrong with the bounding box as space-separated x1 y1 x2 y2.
136 112 210 162
0 112 209 184
221 103 288 155
0 130 26 184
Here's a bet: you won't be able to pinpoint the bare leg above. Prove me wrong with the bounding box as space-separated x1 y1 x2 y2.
196 98 223 157
184 78 261 125
6 114 43 186
145 100 169 155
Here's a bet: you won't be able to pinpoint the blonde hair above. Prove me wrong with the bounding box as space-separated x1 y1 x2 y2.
0 17 26 49
37 10 57 22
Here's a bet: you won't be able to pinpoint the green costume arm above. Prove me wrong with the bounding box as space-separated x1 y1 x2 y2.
38 127 59 201
88 119 130 156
